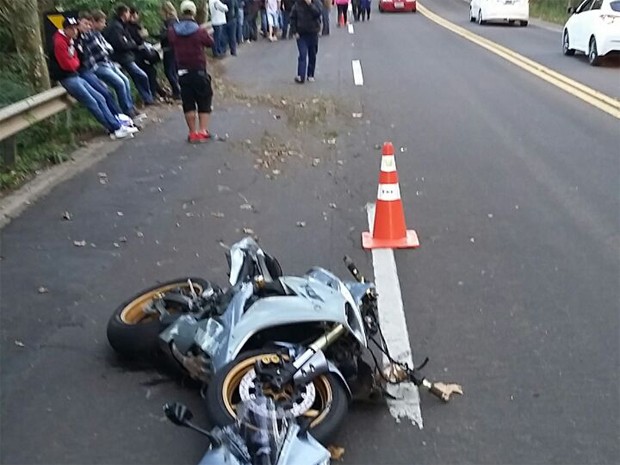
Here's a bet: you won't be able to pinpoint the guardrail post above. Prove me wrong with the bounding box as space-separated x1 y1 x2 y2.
65 107 75 146
0 136 17 168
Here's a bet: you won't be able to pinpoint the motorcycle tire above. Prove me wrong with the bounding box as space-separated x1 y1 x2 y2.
107 277 210 357
205 349 349 444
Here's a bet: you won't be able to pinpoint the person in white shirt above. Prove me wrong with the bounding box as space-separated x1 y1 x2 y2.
210 0 229 57
266 0 280 41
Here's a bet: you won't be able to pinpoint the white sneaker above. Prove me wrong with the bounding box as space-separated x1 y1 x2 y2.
110 127 134 140
124 126 140 134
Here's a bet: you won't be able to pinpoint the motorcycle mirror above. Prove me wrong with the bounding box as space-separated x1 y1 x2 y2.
164 402 193 426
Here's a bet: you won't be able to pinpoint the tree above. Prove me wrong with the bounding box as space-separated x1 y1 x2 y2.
0 0 51 92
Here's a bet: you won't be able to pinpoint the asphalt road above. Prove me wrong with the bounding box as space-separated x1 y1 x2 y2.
1 2 619 464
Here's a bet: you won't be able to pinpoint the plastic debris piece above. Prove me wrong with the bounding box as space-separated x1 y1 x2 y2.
73 240 86 247
62 211 72 221
211 212 225 218
14 340 25 348
296 221 306 228
38 286 49 294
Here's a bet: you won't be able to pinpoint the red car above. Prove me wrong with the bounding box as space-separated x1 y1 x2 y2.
378 0 416 13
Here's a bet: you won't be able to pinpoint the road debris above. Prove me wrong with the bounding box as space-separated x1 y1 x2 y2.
119 236 128 243
211 212 225 219
296 221 306 228
62 211 72 221
117 211 124 217
329 203 337 209
240 204 253 210
113 242 120 248
136 231 144 238
73 240 86 247
243 227 255 235
38 286 49 294
14 340 25 348
352 112 363 118
312 158 321 167
328 445 345 461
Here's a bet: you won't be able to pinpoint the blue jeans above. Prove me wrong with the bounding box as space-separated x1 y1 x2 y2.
237 9 244 43
94 63 135 115
281 10 291 38
163 51 181 97
212 25 225 56
261 10 267 34
296 33 318 80
224 21 237 55
80 70 122 116
60 76 120 133
121 61 153 104
322 7 330 35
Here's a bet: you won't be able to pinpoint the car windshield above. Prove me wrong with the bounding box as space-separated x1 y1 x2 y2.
610 1 620 11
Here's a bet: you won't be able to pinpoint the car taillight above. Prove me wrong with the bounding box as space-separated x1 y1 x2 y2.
600 14 619 23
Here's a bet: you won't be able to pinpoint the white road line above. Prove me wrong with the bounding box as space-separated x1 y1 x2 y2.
348 23 355 34
352 60 364 86
366 203 423 428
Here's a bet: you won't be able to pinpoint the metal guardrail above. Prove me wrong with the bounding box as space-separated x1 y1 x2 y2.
0 87 74 166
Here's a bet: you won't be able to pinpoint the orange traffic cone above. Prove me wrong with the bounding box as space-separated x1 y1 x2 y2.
339 12 345 27
362 142 420 249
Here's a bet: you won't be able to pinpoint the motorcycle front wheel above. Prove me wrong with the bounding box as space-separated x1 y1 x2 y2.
205 350 349 444
107 278 210 357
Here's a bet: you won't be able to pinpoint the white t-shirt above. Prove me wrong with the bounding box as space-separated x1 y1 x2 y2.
267 0 279 13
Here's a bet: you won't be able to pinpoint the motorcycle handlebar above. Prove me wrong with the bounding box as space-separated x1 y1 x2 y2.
343 256 365 283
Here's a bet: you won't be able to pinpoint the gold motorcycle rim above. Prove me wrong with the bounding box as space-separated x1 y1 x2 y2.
221 353 333 428
119 282 204 325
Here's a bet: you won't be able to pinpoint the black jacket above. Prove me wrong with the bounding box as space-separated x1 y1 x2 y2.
290 0 322 35
102 16 137 65
222 0 239 22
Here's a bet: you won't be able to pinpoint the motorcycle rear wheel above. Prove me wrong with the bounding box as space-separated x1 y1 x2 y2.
107 278 210 357
205 350 349 444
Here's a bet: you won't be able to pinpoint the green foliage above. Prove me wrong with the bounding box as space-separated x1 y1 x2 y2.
0 106 102 191
529 0 572 24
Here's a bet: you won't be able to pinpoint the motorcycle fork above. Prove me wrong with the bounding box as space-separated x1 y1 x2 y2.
292 324 345 370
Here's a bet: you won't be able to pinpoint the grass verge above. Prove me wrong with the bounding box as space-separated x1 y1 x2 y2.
529 0 572 24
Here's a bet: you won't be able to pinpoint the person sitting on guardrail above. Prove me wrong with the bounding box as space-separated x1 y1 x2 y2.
88 10 145 121
49 17 135 140
127 7 168 100
76 12 138 131
103 4 155 106
168 0 215 143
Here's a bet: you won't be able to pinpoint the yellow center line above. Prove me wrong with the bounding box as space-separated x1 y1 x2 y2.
417 3 620 119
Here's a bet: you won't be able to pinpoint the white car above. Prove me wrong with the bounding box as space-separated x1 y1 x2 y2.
470 0 529 26
562 0 620 65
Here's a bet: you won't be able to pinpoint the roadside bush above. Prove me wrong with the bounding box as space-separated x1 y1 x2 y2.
529 0 572 23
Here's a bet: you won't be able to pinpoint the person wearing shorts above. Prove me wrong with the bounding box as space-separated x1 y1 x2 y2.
168 0 216 143
266 0 280 41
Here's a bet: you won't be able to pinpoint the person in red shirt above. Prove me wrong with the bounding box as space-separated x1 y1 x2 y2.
168 1 215 143
49 17 135 139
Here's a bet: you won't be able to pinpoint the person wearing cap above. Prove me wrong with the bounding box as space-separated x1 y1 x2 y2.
168 0 215 143
103 4 155 106
49 17 134 139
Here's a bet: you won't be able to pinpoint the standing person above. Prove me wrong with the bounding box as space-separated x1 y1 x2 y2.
49 17 133 139
281 0 295 39
237 0 246 44
245 0 260 41
103 4 154 105
290 0 321 83
334 0 349 26
160 2 182 99
127 7 166 99
360 0 371 20
89 9 144 119
321 0 331 35
222 0 239 55
265 0 280 41
168 0 215 143
351 0 361 21
209 0 229 58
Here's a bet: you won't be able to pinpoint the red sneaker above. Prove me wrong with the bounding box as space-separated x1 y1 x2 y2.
198 130 211 140
187 132 203 144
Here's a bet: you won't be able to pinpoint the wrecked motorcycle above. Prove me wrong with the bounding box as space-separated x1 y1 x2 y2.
162 394 331 465
107 237 460 443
